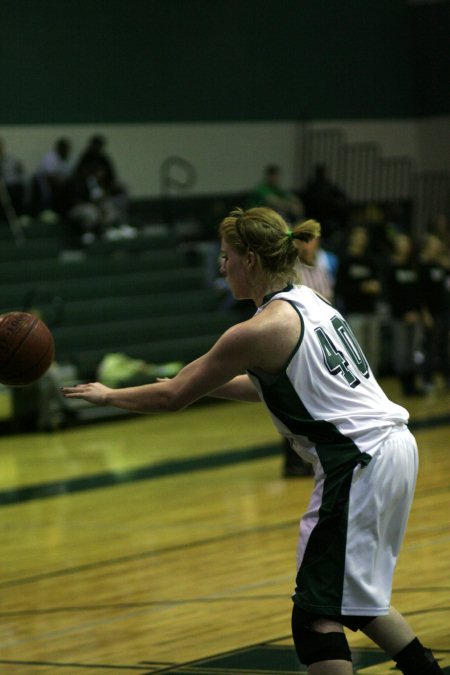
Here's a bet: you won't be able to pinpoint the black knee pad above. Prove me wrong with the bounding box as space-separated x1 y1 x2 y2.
291 605 352 665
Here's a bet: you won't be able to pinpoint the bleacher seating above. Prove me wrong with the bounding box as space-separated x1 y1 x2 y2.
0 266 206 308
0 218 247 429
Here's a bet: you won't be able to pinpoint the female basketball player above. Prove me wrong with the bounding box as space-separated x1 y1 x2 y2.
63 207 443 675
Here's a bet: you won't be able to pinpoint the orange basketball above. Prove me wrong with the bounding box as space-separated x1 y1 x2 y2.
0 312 55 387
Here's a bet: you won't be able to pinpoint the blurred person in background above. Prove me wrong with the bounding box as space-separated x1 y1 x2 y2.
302 163 348 248
0 138 26 219
68 134 131 243
335 225 382 376
248 164 304 222
33 137 74 216
419 232 450 392
386 233 424 397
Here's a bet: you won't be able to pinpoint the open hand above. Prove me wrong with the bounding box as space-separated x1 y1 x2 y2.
61 382 112 406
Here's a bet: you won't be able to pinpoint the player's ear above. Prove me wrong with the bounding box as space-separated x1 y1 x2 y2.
246 250 256 268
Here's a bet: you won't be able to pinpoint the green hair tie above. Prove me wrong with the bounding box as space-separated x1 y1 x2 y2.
287 229 294 239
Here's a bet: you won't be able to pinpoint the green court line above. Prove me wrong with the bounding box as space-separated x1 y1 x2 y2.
149 642 450 674
0 412 448 508
0 642 449 674
0 442 281 507
1 644 449 674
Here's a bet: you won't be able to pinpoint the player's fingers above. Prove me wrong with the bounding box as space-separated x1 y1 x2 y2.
61 384 91 395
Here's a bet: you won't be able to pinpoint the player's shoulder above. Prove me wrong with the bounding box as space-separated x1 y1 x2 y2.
214 308 300 373
253 294 300 327
218 301 299 348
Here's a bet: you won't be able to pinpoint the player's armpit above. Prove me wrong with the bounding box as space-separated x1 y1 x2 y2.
209 374 260 402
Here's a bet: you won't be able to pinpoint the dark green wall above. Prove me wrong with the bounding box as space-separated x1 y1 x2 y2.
410 1 450 116
1 0 444 125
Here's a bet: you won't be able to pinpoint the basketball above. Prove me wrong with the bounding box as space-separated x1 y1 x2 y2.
0 312 55 387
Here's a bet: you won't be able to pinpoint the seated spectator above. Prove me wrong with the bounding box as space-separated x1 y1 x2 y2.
33 137 73 216
68 134 130 243
0 138 26 218
75 134 126 198
248 165 303 222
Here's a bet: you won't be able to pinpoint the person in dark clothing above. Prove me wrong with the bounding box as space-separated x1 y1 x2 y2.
33 137 73 216
0 137 26 218
68 134 129 241
419 233 450 391
302 163 348 246
75 135 118 189
335 225 382 376
386 233 424 396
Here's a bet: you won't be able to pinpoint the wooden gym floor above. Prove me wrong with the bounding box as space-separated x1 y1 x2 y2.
0 378 448 674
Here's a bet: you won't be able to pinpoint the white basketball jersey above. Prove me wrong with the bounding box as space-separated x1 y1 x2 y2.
248 285 408 465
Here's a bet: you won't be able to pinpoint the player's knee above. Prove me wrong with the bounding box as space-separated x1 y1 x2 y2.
292 627 352 666
291 604 352 665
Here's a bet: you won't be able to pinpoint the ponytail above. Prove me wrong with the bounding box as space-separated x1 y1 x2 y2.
291 219 321 243
219 208 322 286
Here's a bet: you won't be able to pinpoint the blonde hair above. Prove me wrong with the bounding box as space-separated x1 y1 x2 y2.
219 207 321 285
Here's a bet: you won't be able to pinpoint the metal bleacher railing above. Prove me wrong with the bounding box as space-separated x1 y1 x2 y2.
297 127 450 232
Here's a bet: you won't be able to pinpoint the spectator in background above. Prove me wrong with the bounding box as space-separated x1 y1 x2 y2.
248 165 303 222
419 233 450 392
33 137 73 216
0 138 26 218
335 225 382 376
429 212 450 251
302 163 348 247
294 233 337 304
74 135 120 190
386 233 424 397
68 134 131 243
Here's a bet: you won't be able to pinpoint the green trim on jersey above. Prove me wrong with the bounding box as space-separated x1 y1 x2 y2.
249 355 371 614
252 284 408 614
294 463 355 614
261 283 294 305
252 366 367 466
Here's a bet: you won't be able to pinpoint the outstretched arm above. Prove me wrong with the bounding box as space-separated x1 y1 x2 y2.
62 322 261 413
62 300 300 413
